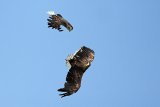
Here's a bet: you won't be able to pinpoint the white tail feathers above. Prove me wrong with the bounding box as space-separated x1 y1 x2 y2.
47 11 55 16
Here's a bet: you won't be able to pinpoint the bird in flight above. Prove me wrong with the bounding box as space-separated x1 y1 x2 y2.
58 46 95 98
47 11 73 32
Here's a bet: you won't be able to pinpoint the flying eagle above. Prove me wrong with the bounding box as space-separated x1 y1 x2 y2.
58 46 95 98
47 11 73 32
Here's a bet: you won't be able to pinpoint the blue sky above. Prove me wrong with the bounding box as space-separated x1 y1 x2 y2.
0 0 160 107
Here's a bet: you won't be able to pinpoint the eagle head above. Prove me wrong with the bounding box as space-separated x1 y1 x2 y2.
66 24 73 32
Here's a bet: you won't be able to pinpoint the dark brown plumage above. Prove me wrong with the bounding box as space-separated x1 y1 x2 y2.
58 46 95 98
47 14 73 32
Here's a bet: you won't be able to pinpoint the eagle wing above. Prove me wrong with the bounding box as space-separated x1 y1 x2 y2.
67 46 95 69
58 46 95 98
47 15 63 31
58 66 85 98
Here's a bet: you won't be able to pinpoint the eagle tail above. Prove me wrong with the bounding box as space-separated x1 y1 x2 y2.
47 11 55 16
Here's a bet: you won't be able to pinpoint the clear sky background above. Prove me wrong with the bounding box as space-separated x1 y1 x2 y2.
0 0 160 107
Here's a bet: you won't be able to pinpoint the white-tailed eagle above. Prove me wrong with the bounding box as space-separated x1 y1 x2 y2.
47 11 73 32
58 46 95 98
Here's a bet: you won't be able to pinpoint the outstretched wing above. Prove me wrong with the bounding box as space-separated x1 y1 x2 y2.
58 66 84 98
47 15 63 31
58 46 95 98
47 14 73 32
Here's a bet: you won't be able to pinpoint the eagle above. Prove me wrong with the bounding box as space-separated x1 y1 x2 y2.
58 46 95 98
47 11 73 32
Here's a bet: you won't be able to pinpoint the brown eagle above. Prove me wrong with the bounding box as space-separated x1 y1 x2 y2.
47 11 73 32
58 46 95 98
